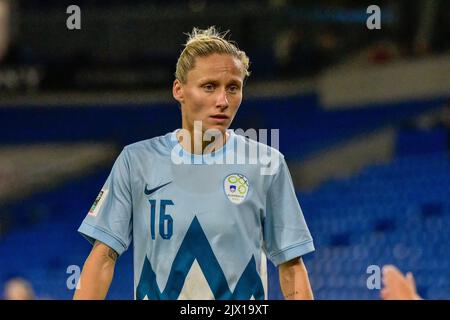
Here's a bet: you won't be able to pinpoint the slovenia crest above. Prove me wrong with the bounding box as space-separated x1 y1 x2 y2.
224 174 249 204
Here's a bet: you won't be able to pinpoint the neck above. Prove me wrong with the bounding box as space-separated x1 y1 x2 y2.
177 126 229 155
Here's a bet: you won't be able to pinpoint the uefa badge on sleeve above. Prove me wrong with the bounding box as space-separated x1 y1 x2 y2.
88 189 108 217
223 174 249 204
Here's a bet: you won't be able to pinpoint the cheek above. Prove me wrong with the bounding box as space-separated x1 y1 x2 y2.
230 94 243 112
184 90 208 116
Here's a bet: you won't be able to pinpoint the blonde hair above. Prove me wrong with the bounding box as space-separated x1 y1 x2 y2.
175 26 250 83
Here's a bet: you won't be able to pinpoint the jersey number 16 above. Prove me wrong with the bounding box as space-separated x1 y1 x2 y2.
149 199 174 240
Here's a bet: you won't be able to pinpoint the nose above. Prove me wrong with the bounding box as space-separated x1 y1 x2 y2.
216 88 229 110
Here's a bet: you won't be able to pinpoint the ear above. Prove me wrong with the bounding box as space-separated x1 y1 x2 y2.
172 79 184 104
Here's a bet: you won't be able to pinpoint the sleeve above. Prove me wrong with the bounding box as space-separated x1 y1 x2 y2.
263 155 315 266
77 148 132 256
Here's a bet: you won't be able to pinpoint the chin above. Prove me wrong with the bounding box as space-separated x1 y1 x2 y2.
203 120 228 131
205 124 228 133
209 122 229 128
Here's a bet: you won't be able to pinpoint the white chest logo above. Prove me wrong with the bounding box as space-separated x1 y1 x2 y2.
224 174 249 204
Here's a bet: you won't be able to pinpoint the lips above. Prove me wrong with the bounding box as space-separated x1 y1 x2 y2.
210 114 229 119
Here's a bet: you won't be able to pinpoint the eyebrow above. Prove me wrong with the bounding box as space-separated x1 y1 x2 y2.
198 78 243 86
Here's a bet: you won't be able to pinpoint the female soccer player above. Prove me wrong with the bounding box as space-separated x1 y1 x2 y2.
74 26 315 300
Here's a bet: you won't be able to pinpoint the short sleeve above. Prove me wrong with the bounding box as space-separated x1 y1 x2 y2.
78 148 133 256
263 155 314 266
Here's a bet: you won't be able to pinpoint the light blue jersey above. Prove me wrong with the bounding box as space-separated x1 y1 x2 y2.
78 130 314 300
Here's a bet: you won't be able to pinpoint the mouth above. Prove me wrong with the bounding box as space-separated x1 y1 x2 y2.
209 114 230 124
210 114 230 120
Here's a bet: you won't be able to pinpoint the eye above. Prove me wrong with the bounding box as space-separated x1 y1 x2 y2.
203 84 215 92
227 85 240 94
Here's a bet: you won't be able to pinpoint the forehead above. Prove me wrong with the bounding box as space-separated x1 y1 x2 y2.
187 53 244 82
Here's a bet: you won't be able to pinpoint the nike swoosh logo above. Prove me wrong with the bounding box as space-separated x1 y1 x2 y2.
144 181 172 196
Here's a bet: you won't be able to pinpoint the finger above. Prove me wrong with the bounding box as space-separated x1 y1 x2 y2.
406 272 416 289
382 265 396 284
383 265 406 284
382 265 396 274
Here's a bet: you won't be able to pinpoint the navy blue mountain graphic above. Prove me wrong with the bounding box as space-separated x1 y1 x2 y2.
136 216 264 300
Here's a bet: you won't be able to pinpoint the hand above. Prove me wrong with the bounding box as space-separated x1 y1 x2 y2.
380 265 422 300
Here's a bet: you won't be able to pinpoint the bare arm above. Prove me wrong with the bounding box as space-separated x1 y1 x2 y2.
278 257 314 300
73 240 118 300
